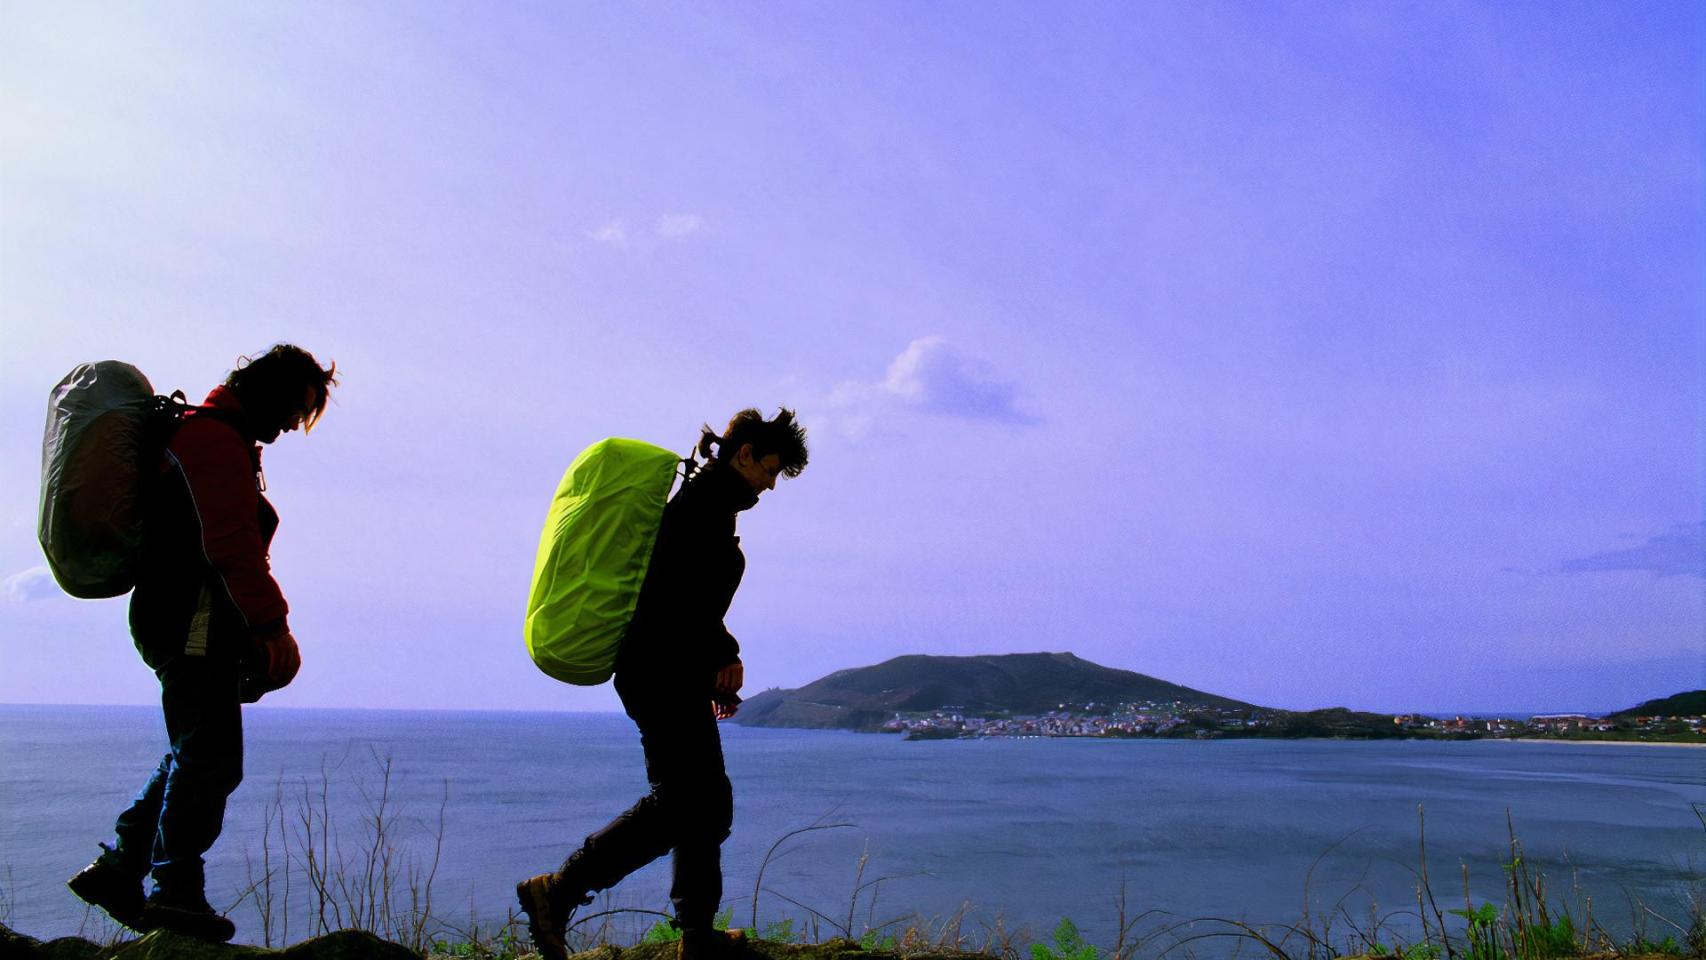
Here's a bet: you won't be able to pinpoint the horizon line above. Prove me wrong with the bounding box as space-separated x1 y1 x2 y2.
0 698 1665 719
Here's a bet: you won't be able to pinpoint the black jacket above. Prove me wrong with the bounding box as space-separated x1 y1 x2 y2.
616 461 756 685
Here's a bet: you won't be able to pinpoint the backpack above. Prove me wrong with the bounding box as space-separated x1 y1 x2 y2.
38 361 189 599
524 438 687 685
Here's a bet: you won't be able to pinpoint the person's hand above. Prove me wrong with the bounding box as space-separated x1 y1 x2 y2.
266 631 301 687
713 699 739 720
714 661 744 699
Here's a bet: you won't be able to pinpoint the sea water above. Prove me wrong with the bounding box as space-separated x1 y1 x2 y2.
1 704 1700 952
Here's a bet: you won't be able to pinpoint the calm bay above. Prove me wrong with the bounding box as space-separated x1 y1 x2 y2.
1 704 1699 952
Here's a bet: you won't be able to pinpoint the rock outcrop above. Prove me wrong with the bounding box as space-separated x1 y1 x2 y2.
0 924 986 960
0 924 418 960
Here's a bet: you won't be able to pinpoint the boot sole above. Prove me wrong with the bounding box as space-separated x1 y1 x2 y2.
66 875 147 931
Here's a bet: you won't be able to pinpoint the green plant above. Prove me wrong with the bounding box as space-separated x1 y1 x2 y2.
1622 934 1683 955
1371 942 1442 960
642 908 733 943
761 917 800 943
1450 903 1504 960
431 938 510 958
1032 918 1098 960
641 921 680 945
1515 915 1574 959
429 919 528 960
859 929 900 951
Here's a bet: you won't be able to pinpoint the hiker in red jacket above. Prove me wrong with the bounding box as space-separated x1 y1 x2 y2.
518 409 808 960
68 344 337 943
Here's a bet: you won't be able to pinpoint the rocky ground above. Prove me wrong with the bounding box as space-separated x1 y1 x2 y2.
0 924 990 960
2 924 1680 960
0 923 416 960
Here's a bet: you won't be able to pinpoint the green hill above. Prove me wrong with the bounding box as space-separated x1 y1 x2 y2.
1609 690 1706 718
734 652 1253 731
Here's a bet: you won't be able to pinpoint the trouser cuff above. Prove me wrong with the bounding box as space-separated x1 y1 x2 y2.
149 861 207 900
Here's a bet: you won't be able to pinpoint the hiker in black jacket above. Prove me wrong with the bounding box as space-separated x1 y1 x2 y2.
518 408 808 960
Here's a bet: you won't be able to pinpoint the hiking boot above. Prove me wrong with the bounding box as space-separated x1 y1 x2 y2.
516 874 591 960
66 844 146 930
139 892 236 943
678 928 747 960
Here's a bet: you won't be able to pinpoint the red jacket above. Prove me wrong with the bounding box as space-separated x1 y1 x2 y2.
130 386 287 657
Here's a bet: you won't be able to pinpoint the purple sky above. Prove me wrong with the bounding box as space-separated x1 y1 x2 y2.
2 2 1700 714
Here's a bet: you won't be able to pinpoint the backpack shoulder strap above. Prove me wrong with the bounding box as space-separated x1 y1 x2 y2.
155 395 268 489
679 436 702 484
141 391 191 445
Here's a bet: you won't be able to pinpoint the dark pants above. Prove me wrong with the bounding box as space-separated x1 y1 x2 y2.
558 670 733 930
111 652 245 899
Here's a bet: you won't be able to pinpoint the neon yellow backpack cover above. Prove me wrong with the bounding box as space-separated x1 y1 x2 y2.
525 438 682 684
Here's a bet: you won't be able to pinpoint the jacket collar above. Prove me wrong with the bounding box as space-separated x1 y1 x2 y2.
693 460 760 514
197 385 258 441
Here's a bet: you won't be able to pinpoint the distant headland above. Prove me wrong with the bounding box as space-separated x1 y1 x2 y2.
733 652 1705 744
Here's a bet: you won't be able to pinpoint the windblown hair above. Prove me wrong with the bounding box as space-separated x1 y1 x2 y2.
697 408 809 478
224 343 339 433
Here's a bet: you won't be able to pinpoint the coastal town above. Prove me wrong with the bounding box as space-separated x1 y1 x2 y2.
880 700 1706 743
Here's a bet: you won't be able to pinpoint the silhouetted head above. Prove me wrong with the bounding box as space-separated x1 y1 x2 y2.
697 407 809 498
224 344 339 443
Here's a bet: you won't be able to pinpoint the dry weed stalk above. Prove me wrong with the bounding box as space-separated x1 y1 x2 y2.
232 749 447 953
0 864 14 927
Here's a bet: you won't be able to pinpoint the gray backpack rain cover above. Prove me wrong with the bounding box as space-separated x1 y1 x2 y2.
38 361 160 599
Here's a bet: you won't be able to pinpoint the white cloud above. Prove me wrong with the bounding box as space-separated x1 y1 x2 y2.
656 213 704 240
585 214 704 251
825 336 1033 438
4 566 62 603
589 219 628 249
